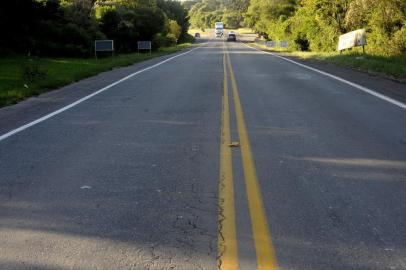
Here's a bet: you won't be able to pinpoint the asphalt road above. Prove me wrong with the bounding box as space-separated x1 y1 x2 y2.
0 39 406 270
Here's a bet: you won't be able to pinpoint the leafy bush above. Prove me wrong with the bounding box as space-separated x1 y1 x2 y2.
244 0 406 55
153 33 170 48
157 0 190 41
166 34 178 46
181 33 196 44
0 0 192 57
0 0 104 57
168 20 182 42
100 6 167 52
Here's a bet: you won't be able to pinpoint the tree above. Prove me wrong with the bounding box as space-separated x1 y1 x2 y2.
168 20 182 40
100 5 166 52
245 0 297 38
157 0 190 41
345 0 406 55
189 0 249 29
0 0 103 56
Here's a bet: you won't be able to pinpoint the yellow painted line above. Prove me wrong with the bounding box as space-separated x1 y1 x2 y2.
218 44 239 269
225 49 278 270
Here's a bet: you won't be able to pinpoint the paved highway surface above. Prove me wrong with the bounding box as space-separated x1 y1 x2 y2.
0 39 406 270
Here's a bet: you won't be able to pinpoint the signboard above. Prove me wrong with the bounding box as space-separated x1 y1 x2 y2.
266 41 276 48
338 29 366 51
260 41 288 48
138 41 152 54
280 41 288 48
95 40 114 52
94 40 114 59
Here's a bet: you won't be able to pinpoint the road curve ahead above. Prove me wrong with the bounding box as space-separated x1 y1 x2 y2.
0 40 406 270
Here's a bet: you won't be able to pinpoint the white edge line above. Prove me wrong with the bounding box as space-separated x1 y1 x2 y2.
0 44 207 142
242 43 406 110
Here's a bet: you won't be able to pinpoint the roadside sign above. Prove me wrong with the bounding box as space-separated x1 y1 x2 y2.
266 41 276 48
280 41 288 48
138 41 152 54
338 29 366 52
95 40 114 52
257 40 288 49
95 40 114 59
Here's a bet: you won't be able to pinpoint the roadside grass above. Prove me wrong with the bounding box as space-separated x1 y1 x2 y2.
188 28 204 34
235 28 255 34
0 44 191 107
290 51 406 80
188 28 255 35
252 43 406 80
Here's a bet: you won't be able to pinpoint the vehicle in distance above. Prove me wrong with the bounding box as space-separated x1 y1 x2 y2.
215 22 224 38
215 30 223 38
227 33 237 42
194 33 201 38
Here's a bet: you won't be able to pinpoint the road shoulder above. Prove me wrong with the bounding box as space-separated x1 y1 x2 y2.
0 46 199 136
246 43 406 105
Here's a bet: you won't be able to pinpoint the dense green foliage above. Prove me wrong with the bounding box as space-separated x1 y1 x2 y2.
245 0 406 55
188 0 405 55
0 0 191 56
157 0 190 41
188 0 249 29
0 0 103 56
99 5 167 51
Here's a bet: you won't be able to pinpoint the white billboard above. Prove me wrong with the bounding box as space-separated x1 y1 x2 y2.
338 29 367 51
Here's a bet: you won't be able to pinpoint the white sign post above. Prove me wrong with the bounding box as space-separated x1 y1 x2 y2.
138 41 152 55
338 29 366 53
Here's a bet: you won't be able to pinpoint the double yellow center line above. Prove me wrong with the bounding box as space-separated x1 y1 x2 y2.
218 43 278 270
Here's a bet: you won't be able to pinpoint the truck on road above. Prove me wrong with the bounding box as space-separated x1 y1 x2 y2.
215 22 224 38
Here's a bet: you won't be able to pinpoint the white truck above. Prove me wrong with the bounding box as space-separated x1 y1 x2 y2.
215 22 224 38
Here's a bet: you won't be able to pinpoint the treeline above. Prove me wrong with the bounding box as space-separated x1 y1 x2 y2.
0 0 191 57
187 0 249 29
245 0 406 55
188 0 406 55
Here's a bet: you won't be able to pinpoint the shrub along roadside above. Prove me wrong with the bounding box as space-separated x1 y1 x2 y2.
245 0 406 56
251 43 406 81
0 44 191 107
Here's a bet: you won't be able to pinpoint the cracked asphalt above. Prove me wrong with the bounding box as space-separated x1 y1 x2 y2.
1 39 406 270
0 42 221 270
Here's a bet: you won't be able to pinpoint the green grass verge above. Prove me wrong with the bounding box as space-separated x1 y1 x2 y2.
188 28 204 34
252 43 406 81
189 28 255 34
235 28 255 34
0 43 191 107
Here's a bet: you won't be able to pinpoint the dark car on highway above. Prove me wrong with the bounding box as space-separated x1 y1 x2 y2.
194 33 201 38
227 33 236 42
